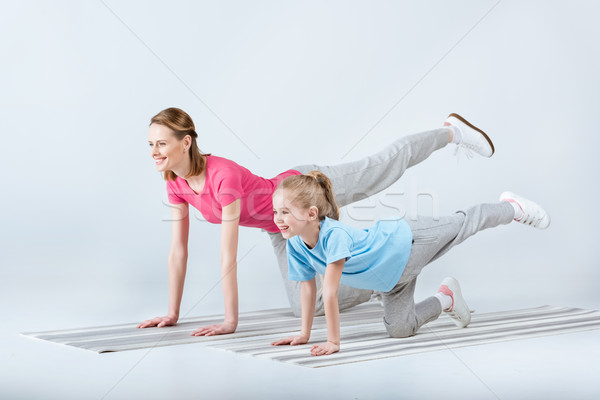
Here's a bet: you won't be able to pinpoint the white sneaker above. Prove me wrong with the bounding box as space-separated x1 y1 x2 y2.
445 113 495 158
500 191 551 229
438 277 471 328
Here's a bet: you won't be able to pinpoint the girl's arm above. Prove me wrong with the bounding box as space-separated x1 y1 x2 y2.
271 277 316 346
311 258 345 356
138 202 190 328
300 278 317 337
191 198 241 336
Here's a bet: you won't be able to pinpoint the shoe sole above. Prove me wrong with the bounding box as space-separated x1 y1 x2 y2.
448 113 495 156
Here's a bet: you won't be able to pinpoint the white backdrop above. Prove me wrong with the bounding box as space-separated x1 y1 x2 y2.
1 0 599 333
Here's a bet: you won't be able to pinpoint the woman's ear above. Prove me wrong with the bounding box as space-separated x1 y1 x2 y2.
309 206 319 220
183 135 191 152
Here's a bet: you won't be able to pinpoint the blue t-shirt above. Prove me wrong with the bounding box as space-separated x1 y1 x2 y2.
287 217 413 292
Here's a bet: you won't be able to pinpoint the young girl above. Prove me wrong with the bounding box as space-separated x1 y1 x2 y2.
139 107 495 336
271 172 550 356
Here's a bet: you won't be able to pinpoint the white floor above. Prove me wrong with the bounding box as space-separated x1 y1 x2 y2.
7 327 600 400
4 287 600 400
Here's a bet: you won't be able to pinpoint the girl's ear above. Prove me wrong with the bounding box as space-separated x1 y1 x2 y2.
308 206 319 220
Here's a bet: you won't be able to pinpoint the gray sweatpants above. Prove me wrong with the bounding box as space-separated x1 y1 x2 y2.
382 201 515 338
266 128 450 317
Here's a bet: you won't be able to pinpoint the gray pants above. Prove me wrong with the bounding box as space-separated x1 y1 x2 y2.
382 201 515 338
266 128 450 317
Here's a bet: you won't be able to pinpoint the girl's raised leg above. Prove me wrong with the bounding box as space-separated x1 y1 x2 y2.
382 201 516 336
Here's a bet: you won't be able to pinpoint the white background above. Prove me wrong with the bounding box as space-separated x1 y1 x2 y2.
2 1 599 399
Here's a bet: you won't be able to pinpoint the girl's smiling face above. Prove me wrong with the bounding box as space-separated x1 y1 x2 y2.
273 190 318 240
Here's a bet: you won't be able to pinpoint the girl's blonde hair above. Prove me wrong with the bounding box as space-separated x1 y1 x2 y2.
275 171 340 220
150 107 211 181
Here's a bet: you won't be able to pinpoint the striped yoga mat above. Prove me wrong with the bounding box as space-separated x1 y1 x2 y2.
209 304 600 367
22 304 600 368
21 302 383 353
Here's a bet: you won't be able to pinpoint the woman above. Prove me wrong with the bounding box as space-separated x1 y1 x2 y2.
137 107 494 336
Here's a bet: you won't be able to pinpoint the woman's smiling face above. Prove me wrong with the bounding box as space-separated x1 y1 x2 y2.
148 123 186 172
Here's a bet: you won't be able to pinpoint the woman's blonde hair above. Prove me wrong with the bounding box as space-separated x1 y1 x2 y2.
150 107 211 181
275 171 340 220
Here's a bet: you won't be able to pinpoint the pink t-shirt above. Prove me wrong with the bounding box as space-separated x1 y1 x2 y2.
166 155 301 233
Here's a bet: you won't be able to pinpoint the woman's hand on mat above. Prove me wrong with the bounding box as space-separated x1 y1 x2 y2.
137 315 178 329
190 321 237 336
310 341 340 356
270 333 310 346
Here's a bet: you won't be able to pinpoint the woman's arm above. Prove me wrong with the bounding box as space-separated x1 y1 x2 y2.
311 258 345 356
138 202 190 328
271 277 316 346
191 198 241 336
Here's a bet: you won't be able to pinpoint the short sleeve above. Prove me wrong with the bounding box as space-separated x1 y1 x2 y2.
323 228 353 264
287 240 316 281
166 180 186 205
213 167 243 207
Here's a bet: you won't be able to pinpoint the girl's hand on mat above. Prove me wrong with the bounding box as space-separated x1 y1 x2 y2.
137 315 178 329
310 341 340 356
270 333 310 346
190 321 237 336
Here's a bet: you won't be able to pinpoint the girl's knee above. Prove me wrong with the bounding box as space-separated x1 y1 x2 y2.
384 319 418 338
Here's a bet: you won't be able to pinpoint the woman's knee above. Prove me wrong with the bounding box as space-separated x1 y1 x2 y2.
290 303 303 318
313 297 325 317
338 288 373 311
290 302 325 318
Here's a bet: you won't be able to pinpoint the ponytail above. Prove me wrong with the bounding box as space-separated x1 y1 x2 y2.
275 171 340 220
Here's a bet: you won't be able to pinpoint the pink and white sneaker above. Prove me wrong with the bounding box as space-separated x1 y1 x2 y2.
445 113 495 158
500 191 551 229
438 277 471 328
